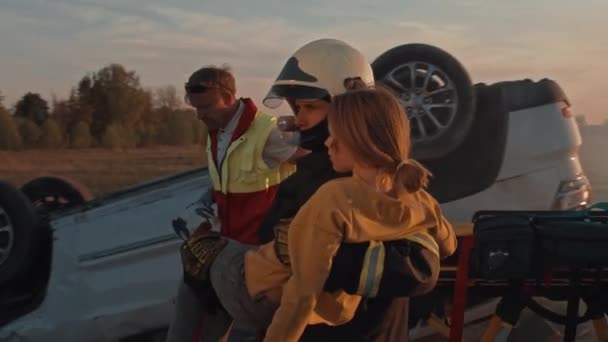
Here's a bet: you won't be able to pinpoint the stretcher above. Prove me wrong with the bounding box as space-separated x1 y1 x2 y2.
427 203 608 342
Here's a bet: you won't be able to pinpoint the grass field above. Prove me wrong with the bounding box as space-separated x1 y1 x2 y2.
0 145 207 196
0 137 605 201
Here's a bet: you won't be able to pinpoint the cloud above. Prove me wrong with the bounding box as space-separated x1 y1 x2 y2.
0 2 313 107
55 2 117 25
53 4 478 113
0 0 606 122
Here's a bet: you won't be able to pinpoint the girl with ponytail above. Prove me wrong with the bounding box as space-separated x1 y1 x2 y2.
260 85 456 341
327 83 433 197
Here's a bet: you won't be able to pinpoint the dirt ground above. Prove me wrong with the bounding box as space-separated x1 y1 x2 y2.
0 145 207 196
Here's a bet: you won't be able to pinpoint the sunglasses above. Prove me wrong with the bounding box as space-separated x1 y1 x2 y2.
184 83 213 94
185 83 235 95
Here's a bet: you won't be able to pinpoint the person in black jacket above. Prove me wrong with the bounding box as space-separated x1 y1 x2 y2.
257 38 444 341
256 116 345 245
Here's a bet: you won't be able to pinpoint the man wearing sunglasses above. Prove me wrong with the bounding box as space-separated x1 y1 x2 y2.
183 65 308 244
167 65 304 342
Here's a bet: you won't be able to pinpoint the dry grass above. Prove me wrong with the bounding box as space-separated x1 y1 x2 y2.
0 146 208 196
0 140 605 202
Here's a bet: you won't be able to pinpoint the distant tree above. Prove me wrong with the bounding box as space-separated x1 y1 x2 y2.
14 92 50 126
100 124 122 149
0 107 22 150
51 88 95 139
76 64 152 142
190 111 207 145
192 120 206 145
51 91 75 133
116 125 138 148
70 121 92 148
49 64 204 148
159 110 196 145
16 118 42 148
135 123 157 147
39 118 64 148
154 85 181 111
138 89 154 129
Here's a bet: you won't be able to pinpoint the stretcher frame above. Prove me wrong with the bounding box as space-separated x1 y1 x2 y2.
430 207 608 342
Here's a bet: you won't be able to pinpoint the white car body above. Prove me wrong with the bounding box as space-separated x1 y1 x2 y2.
409 90 592 340
443 101 588 221
0 80 591 341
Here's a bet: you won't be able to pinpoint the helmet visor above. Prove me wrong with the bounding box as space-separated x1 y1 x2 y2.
263 84 329 109
263 56 330 108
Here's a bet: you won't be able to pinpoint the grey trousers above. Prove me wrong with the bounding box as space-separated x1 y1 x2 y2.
166 239 277 342
165 280 233 342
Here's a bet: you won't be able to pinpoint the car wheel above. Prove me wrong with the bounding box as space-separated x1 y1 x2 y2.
21 176 93 213
372 43 476 160
0 181 42 285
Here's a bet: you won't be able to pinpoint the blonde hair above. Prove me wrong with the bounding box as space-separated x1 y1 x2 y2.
328 84 432 193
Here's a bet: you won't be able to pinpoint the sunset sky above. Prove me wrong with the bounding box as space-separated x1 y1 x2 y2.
1 0 606 123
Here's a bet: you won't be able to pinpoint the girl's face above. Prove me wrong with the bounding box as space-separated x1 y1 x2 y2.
325 120 356 172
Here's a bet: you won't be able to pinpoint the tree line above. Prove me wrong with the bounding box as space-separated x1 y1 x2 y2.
0 63 207 150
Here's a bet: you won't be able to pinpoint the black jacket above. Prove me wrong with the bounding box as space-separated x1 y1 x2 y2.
257 119 347 244
257 149 344 244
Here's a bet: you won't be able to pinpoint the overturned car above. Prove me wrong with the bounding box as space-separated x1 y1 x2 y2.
0 43 591 341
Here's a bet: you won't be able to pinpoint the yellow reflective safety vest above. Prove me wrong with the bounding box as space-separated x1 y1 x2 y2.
207 98 295 244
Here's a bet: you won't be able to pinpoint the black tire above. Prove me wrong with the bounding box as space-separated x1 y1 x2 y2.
21 176 93 213
372 43 476 160
0 181 42 285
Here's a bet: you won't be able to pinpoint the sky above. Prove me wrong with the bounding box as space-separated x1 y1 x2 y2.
1 0 607 123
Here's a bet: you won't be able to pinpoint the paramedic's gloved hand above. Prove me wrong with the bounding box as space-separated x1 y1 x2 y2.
172 217 191 240
178 221 226 315
180 222 227 289
199 185 214 207
171 186 217 238
195 186 215 220
194 205 214 220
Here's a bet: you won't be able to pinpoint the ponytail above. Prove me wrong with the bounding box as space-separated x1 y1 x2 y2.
393 159 432 193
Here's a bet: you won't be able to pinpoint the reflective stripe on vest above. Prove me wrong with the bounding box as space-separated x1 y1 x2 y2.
404 231 440 258
356 240 386 298
206 112 295 194
357 231 439 298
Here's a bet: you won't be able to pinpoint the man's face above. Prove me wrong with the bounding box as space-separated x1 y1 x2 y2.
187 88 235 130
288 98 329 131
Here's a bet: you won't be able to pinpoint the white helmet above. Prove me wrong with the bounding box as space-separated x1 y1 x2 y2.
263 38 375 108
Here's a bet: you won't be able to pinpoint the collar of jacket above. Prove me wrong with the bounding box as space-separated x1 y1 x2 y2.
208 97 258 165
299 118 329 152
